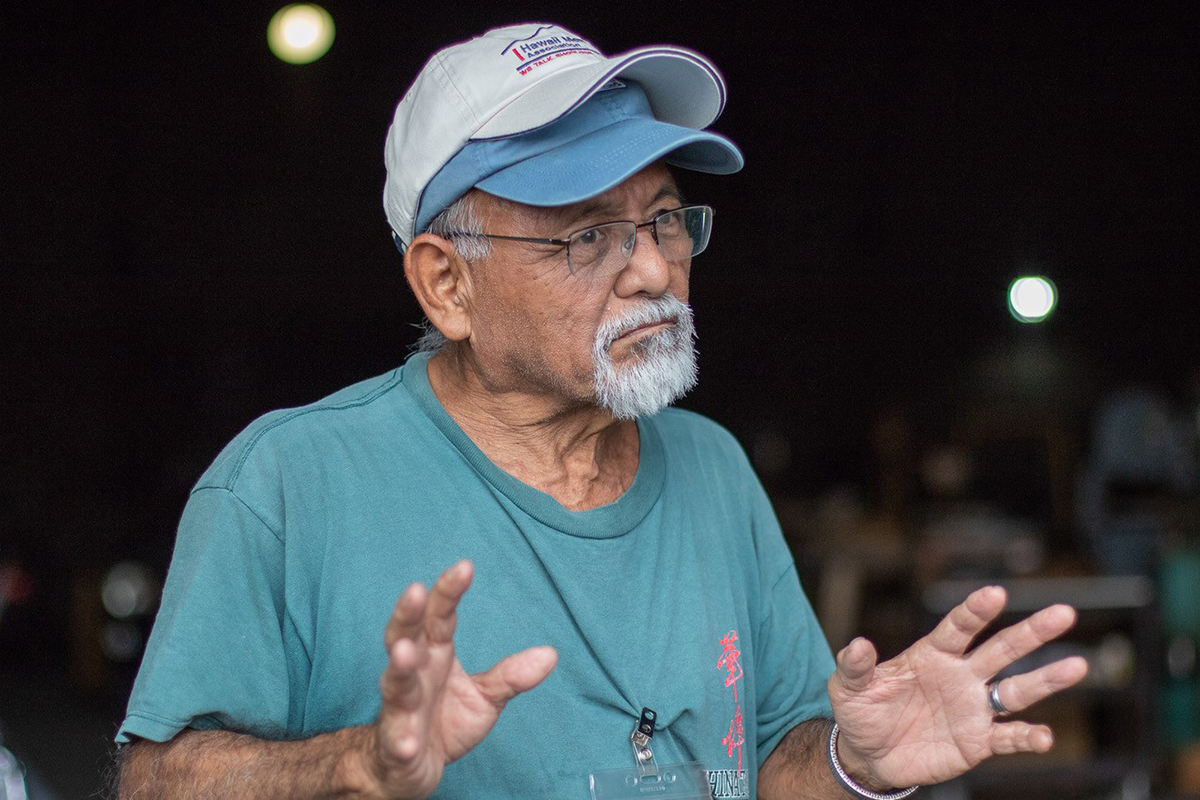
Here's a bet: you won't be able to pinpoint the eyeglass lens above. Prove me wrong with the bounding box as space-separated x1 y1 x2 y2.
566 206 712 276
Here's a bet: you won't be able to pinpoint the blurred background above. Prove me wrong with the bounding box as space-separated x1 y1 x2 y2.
2 3 1198 797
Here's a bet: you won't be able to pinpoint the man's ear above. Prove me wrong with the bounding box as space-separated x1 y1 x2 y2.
403 233 474 342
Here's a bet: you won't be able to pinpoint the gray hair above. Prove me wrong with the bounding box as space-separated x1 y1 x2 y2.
427 192 492 261
413 193 493 353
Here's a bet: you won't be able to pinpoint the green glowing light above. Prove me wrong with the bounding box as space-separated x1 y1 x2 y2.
268 4 335 65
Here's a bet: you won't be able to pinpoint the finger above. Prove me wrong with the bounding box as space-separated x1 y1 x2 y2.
989 721 1055 755
376 707 426 767
992 656 1089 715
925 585 1007 655
377 677 427 766
969 604 1078 678
424 560 473 644
384 582 428 649
831 637 878 694
473 646 558 709
378 637 431 711
376 637 440 768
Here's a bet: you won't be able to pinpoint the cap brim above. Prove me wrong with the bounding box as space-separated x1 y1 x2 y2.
473 46 726 139
475 116 742 207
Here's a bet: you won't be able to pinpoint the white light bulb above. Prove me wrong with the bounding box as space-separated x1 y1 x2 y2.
1008 276 1057 323
282 8 322 48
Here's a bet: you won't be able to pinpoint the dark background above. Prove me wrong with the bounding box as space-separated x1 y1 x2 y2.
2 3 1197 796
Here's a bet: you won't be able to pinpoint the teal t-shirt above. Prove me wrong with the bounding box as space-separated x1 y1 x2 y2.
118 351 834 798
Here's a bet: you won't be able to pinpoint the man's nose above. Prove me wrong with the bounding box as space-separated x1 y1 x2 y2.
614 227 676 298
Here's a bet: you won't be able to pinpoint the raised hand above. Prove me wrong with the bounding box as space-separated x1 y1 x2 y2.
828 585 1089 791
361 560 558 799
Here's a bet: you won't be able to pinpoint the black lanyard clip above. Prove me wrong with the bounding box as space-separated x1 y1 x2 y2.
630 707 658 777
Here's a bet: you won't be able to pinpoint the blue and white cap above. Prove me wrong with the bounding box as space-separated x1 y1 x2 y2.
383 22 744 249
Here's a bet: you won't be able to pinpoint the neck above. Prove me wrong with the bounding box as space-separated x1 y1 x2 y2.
426 348 641 511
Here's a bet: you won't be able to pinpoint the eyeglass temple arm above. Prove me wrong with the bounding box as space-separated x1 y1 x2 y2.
444 232 571 247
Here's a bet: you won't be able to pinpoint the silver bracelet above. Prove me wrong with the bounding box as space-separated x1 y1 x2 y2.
827 723 919 800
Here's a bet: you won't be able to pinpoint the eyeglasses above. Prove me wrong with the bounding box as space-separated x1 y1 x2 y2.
447 205 714 278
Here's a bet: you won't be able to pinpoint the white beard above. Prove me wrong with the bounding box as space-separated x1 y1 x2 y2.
591 294 698 420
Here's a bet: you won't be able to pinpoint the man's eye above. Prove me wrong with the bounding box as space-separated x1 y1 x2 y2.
656 210 685 233
576 228 602 246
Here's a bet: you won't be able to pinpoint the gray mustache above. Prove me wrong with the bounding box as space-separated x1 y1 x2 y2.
597 296 691 348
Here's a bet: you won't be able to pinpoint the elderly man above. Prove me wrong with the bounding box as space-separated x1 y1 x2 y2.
117 22 1087 799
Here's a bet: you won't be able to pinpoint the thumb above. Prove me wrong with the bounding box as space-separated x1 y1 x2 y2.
833 637 878 695
474 646 558 709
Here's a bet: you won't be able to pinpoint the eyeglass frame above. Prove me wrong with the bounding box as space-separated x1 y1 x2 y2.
441 204 714 275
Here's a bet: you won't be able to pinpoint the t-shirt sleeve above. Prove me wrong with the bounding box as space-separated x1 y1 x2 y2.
116 485 292 743
753 563 835 767
741 468 836 769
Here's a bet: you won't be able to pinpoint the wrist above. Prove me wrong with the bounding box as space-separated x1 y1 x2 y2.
832 724 885 793
828 723 917 800
336 726 390 800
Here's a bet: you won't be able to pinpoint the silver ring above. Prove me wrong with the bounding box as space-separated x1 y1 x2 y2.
988 680 1011 716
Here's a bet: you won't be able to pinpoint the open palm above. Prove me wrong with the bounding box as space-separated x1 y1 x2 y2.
828 585 1088 790
365 561 558 799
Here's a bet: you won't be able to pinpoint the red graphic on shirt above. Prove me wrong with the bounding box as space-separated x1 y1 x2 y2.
717 630 745 771
718 630 744 693
723 709 745 767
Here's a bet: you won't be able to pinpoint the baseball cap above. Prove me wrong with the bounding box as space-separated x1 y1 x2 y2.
383 22 744 249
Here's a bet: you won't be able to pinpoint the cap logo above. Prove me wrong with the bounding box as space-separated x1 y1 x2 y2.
501 25 598 76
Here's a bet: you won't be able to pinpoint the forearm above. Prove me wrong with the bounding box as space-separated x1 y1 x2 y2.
759 719 893 800
118 726 382 799
758 719 842 799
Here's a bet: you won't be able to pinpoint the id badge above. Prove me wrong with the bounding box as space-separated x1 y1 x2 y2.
589 761 712 799
589 708 714 799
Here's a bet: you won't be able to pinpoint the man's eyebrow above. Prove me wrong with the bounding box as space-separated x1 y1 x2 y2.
648 185 686 207
556 198 616 229
555 183 686 231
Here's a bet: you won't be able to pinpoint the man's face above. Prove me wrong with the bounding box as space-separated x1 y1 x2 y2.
462 163 698 418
